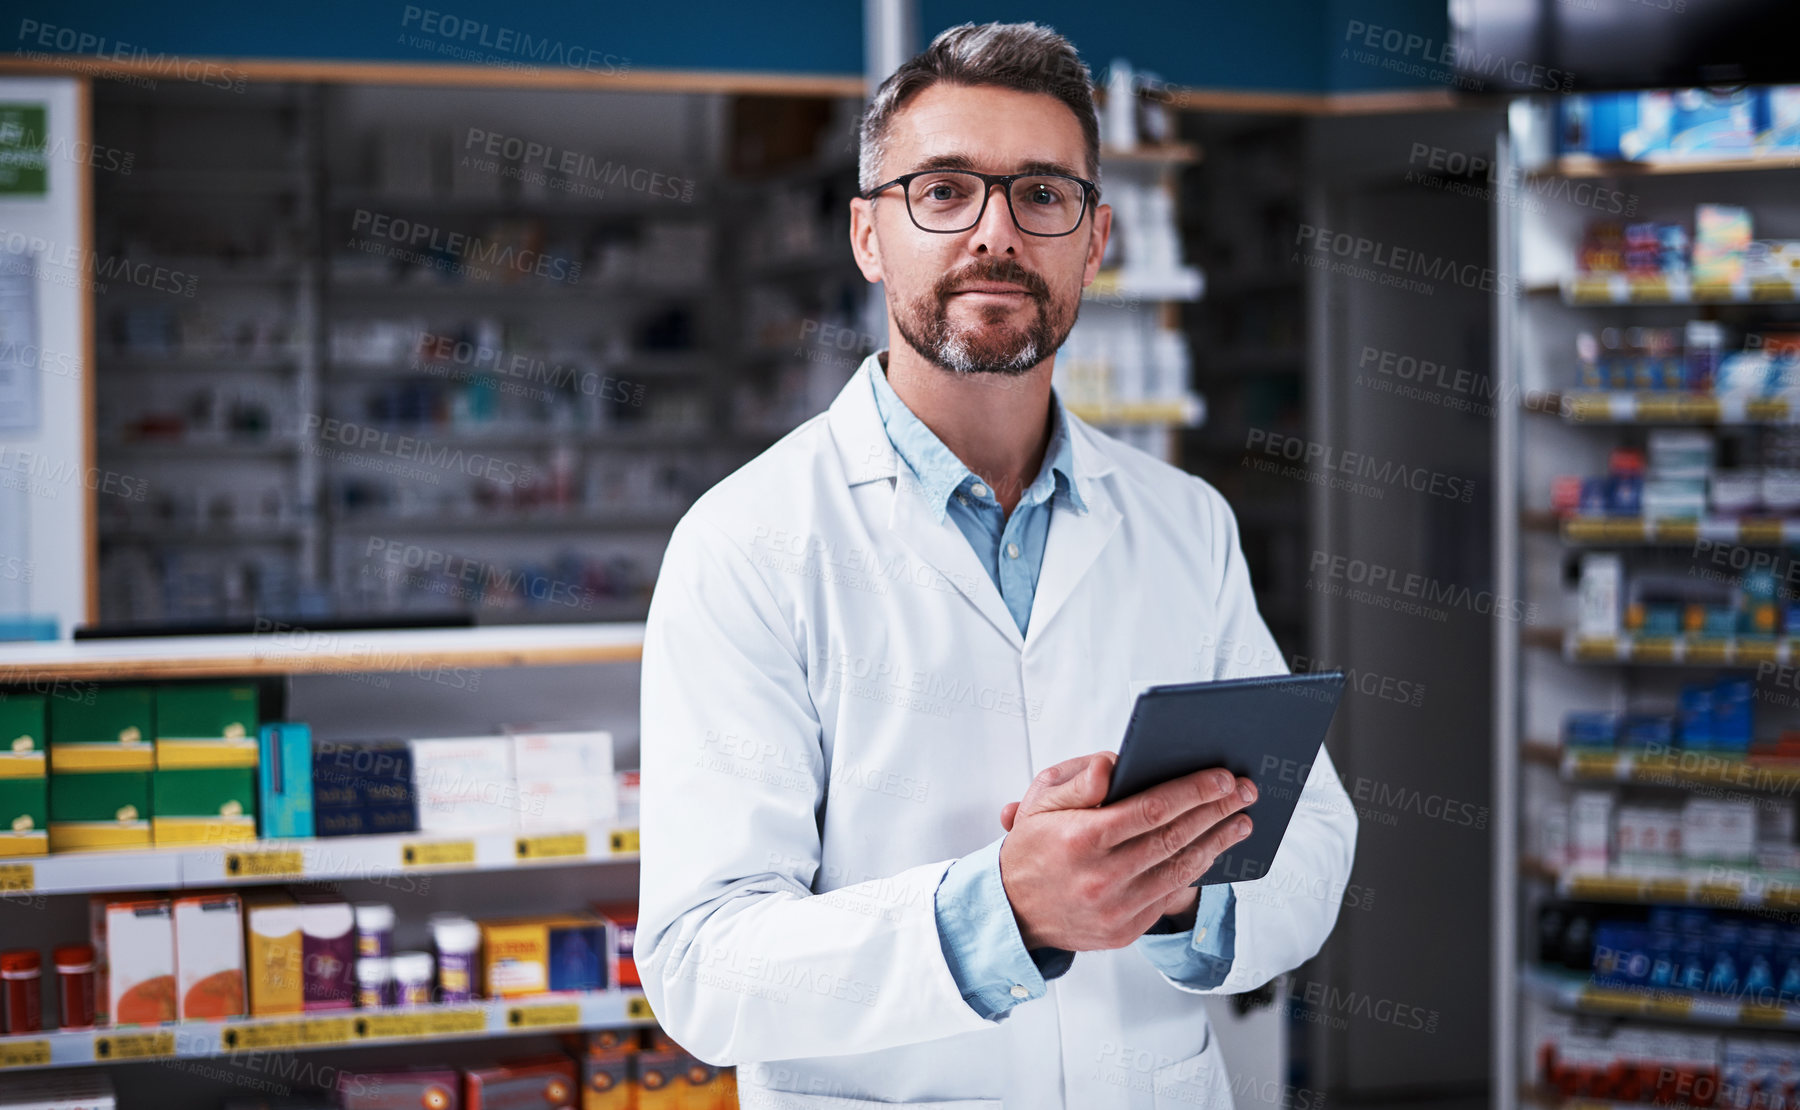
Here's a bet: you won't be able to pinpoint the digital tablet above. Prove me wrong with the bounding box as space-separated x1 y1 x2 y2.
1101 670 1346 886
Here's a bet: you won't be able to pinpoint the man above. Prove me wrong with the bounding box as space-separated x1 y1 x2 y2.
639 21 1357 1109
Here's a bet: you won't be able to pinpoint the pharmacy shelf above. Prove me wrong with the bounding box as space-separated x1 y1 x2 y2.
1551 153 1800 178
1523 965 1800 1032
0 989 653 1072
1524 1091 1716 1110
0 824 639 897
1553 274 1800 306
1552 514 1800 546
0 622 644 681
1555 391 1800 425
1084 267 1204 302
1563 633 1800 666
1526 740 1800 794
1532 864 1800 911
329 509 685 534
1066 394 1205 427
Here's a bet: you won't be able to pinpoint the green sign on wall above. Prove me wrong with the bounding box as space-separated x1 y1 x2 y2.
0 105 47 196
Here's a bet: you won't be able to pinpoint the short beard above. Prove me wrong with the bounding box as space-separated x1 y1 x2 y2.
891 263 1078 378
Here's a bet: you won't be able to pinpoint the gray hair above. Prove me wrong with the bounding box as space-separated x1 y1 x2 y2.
857 21 1101 199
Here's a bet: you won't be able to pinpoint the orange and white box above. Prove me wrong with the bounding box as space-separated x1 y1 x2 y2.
174 893 246 1020
105 897 175 1026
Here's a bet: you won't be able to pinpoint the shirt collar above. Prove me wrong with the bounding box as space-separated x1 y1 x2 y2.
867 349 1085 524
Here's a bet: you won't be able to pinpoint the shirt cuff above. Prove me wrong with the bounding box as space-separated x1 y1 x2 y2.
1134 885 1237 989
934 835 1074 1020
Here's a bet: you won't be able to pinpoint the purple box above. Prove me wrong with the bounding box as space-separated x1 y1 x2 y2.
294 891 355 1010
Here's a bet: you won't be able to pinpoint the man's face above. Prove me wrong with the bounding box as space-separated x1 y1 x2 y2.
850 82 1111 377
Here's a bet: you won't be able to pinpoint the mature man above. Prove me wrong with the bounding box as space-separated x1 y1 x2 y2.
639 21 1358 1109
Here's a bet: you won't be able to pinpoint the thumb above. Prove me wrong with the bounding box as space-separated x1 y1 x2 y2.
1018 752 1116 818
999 801 1019 831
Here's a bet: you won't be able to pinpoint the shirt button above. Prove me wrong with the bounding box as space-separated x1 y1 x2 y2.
955 494 968 507
1006 543 1021 559
972 484 989 499
1010 984 1029 999
1198 927 1208 941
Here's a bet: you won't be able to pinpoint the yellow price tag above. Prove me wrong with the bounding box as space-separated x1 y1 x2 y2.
355 1008 486 1041
95 1031 175 1061
609 829 640 855
0 864 31 893
1751 279 1795 302
1632 638 1678 664
1748 398 1791 422
402 840 476 868
1692 279 1735 302
0 1040 49 1069
626 995 655 1022
225 849 304 878
506 1002 582 1030
302 1017 355 1046
1743 1004 1790 1025
1628 278 1670 302
516 832 587 861
221 1021 307 1052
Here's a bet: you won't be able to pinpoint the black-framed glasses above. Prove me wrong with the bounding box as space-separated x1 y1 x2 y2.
863 169 1099 237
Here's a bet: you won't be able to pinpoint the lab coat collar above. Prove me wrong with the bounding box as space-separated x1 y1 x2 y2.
827 350 1123 650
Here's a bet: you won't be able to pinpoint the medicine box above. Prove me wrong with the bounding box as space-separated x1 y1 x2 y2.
242 892 303 1016
581 1054 633 1110
339 1069 461 1110
312 741 415 838
173 893 246 1020
480 913 609 998
464 1056 579 1110
411 737 516 832
151 767 257 845
0 775 47 855
294 892 355 1011
1683 798 1758 864
258 723 314 838
154 684 259 741
510 729 616 831
1570 791 1614 873
49 687 154 773
0 694 45 752
106 897 176 1025
48 771 151 852
591 903 638 990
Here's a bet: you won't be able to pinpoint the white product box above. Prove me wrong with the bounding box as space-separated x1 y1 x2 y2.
173 893 245 1020
509 729 614 780
1759 799 1797 845
1616 805 1684 874
1682 798 1758 864
105 897 175 1026
1578 555 1624 640
615 770 640 829
1570 791 1614 873
409 737 517 832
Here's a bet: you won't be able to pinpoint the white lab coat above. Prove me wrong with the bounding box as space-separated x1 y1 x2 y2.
638 355 1358 1109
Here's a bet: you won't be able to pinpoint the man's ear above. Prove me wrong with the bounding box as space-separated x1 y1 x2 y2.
1082 202 1113 288
850 197 885 285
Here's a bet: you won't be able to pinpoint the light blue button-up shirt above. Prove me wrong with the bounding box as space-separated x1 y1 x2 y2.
869 358 1237 1021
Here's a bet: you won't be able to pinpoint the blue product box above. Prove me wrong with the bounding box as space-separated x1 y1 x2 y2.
1712 678 1754 751
312 740 417 838
1671 88 1758 157
1759 86 1800 150
1607 473 1643 515
1707 919 1746 996
1679 686 1715 749
1642 605 1683 637
1564 711 1619 749
258 722 314 838
1593 921 1649 985
547 923 609 992
1623 713 1675 750
1580 478 1610 516
1702 606 1738 638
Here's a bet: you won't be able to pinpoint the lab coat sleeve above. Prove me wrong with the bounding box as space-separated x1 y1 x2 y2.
1149 484 1359 996
637 513 996 1066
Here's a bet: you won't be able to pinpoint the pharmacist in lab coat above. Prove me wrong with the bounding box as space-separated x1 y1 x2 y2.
638 21 1358 1110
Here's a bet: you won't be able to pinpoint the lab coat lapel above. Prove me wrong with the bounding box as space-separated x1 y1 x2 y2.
1027 416 1123 645
888 472 1027 652
826 357 1025 653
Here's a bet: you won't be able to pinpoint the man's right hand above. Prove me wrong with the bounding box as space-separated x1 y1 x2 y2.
996 752 1257 952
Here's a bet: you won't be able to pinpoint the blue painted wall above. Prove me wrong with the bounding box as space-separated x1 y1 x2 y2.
4 0 1451 92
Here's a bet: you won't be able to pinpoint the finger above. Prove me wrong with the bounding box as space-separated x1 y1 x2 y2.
1125 812 1254 911
1016 752 1115 818
1095 766 1245 848
1115 777 1256 876
1000 801 1019 831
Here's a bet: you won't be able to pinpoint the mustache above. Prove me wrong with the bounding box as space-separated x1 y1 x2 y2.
937 261 1047 300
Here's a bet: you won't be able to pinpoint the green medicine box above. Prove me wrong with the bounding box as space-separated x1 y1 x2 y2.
0 695 45 753
152 767 257 818
0 776 46 833
49 771 151 823
50 686 154 746
154 684 259 741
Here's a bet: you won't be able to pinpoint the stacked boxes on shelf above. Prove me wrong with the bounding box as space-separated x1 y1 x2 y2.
151 685 260 846
47 688 154 853
0 695 47 856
